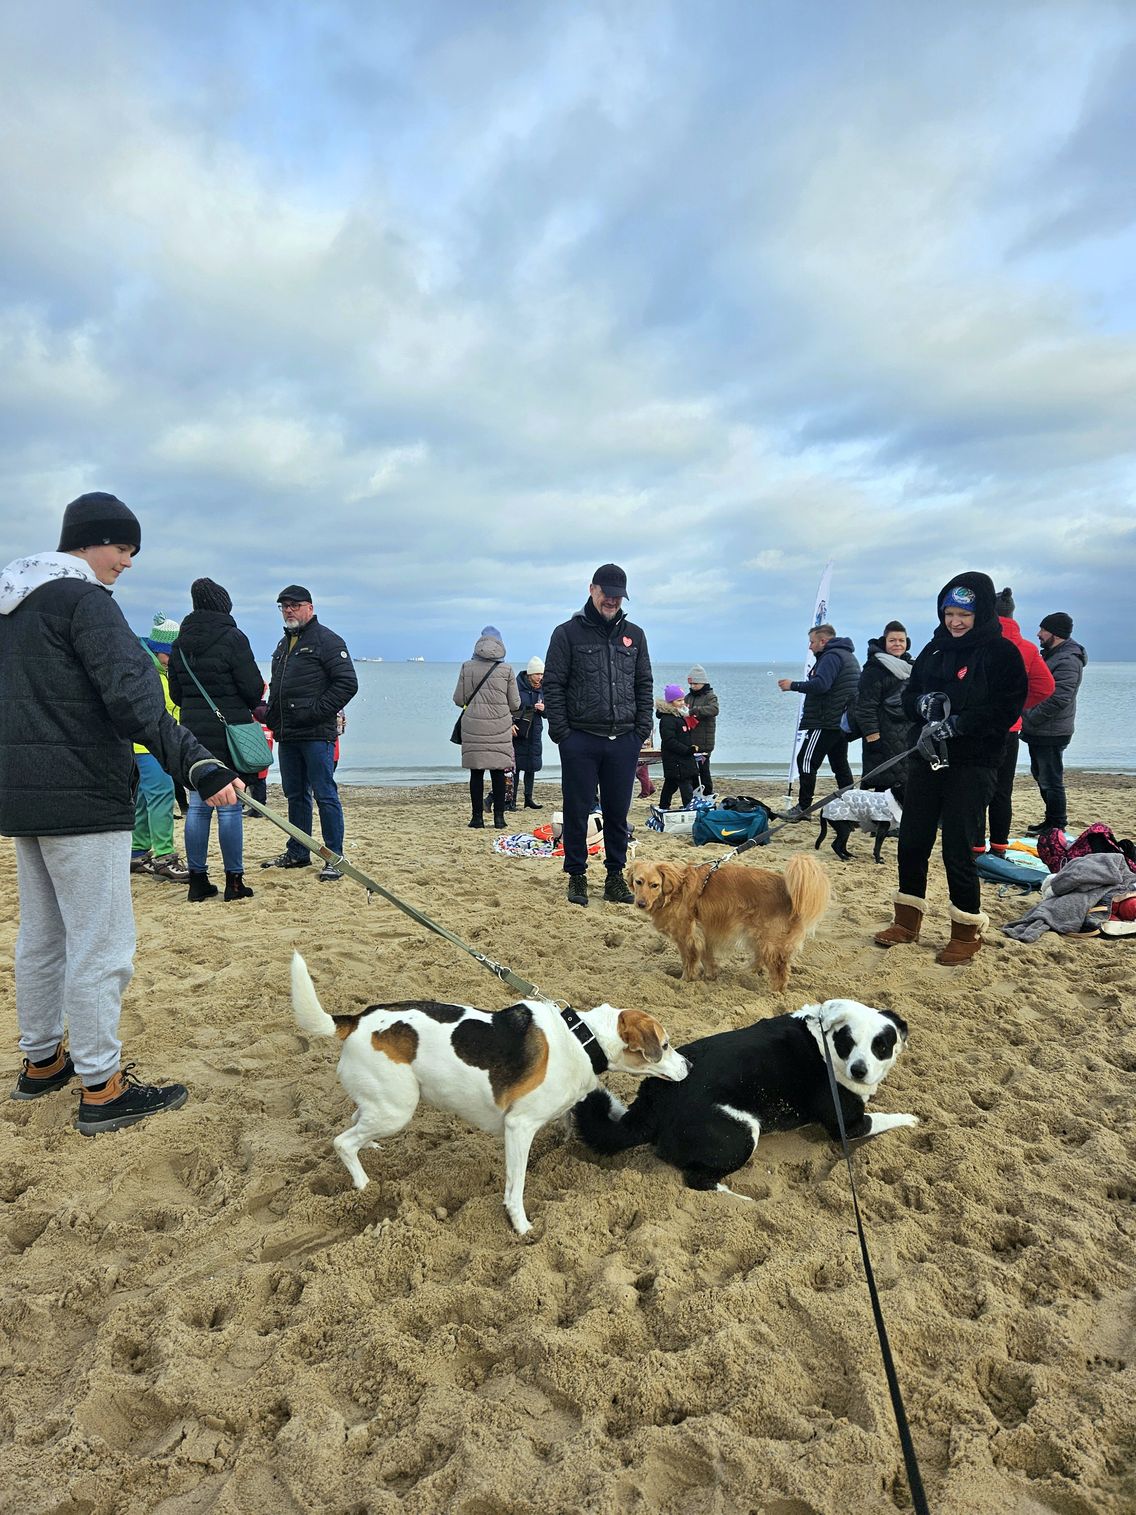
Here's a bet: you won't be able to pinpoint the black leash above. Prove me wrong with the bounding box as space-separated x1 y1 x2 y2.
815 1019 931 1515
241 791 608 1072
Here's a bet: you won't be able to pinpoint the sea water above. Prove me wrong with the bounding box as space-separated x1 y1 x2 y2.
306 661 1135 788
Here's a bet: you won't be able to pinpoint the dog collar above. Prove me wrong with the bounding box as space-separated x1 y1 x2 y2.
560 1006 608 1074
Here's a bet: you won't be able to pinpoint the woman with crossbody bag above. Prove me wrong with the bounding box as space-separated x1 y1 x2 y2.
166 579 266 901
453 626 520 829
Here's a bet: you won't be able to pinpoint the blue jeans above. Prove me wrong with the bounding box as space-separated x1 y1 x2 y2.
1025 738 1070 828
277 740 344 861
185 790 244 872
558 728 640 875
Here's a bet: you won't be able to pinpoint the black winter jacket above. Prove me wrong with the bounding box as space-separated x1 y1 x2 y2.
167 611 266 777
855 639 914 782
513 672 545 772
543 603 653 743
265 615 358 743
790 637 861 729
685 684 719 752
0 565 233 836
902 573 1028 769
658 709 698 783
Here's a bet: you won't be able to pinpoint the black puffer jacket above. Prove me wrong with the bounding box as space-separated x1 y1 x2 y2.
685 684 719 752
0 561 233 836
265 615 358 743
167 611 265 778
855 637 914 787
1020 637 1087 743
903 572 1028 768
658 705 698 783
543 601 653 742
790 637 861 729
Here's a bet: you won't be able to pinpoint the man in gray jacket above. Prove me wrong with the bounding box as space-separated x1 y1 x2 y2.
0 493 241 1133
1021 611 1087 835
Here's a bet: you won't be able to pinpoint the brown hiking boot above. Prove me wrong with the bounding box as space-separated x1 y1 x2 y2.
149 852 190 882
11 1043 75 1100
874 894 925 948
935 907 988 965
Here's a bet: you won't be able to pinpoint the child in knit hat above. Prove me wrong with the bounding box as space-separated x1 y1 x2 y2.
132 615 190 883
656 685 698 811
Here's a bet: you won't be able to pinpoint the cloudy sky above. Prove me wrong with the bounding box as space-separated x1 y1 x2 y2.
2 0 1132 662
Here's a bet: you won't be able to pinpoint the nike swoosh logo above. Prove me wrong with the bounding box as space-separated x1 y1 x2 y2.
721 828 744 836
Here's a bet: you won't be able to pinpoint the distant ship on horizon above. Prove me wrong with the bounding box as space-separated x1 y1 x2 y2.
406 655 425 662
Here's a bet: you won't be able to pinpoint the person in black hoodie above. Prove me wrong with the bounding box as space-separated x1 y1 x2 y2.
167 578 264 902
874 572 1027 965
854 621 914 802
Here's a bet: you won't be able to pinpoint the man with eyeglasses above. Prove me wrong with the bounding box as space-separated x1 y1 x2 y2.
262 585 358 880
543 564 653 907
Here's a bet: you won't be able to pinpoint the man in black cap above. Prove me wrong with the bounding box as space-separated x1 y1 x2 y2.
0 492 241 1132
1021 611 1087 835
262 585 358 879
543 564 653 906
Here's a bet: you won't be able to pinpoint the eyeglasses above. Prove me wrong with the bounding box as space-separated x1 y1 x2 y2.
279 600 305 608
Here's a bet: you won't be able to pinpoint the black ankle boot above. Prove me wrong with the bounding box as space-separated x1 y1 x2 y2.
468 814 485 829
524 799 542 809
493 810 507 829
186 871 218 902
224 871 254 901
603 870 634 904
567 873 588 907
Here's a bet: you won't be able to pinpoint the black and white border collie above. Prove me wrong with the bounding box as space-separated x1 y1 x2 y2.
573 1000 916 1197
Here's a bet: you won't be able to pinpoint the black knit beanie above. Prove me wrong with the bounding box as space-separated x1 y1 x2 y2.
191 577 233 613
58 492 141 556
1040 611 1073 639
993 586 1015 617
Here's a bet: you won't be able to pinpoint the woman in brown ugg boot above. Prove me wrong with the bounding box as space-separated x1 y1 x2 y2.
874 572 1027 964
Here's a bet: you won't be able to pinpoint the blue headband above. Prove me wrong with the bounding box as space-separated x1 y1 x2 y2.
941 585 977 612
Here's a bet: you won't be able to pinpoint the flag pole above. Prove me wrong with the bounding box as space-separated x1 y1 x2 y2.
784 560 834 801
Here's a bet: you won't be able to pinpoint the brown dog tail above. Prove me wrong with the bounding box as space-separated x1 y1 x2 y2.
783 853 831 935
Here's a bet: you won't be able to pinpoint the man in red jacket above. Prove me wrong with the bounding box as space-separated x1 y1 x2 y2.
979 588 1055 855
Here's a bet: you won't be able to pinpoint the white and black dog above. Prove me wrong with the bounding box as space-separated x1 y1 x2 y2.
574 1000 916 1196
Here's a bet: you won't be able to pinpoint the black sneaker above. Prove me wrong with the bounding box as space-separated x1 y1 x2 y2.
75 1065 189 1135
11 1044 75 1101
603 870 634 905
319 863 343 881
567 873 589 907
779 805 809 823
260 851 311 869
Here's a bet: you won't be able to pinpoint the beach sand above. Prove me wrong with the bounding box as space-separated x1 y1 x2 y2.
1 771 1134 1515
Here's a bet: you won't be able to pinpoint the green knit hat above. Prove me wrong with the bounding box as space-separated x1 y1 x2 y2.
143 613 180 653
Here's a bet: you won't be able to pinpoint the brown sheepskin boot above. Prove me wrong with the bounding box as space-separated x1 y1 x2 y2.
873 893 926 948
935 904 989 965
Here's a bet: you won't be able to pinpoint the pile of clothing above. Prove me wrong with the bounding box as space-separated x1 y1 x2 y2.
1003 823 1136 941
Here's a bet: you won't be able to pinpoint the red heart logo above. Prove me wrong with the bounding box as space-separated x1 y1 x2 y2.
622 637 632 646
957 666 968 679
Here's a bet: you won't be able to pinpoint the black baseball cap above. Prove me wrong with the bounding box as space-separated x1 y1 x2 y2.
277 584 312 604
591 563 629 599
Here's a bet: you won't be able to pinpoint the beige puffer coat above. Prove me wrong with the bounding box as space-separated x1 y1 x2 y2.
453 634 520 771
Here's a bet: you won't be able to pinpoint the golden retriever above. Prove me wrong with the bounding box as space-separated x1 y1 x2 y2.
629 854 831 989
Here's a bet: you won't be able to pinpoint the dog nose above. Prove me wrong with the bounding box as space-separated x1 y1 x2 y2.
636 899 647 909
850 1060 867 1081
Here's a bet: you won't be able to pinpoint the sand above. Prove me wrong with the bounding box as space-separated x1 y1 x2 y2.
1 771 1134 1515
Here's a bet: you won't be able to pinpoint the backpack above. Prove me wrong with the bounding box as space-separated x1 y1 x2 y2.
692 804 772 847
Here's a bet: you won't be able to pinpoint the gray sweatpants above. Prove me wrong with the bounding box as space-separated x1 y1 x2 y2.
14 831 135 1085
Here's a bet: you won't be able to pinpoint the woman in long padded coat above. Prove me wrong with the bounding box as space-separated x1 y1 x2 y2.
512 657 546 810
854 621 914 801
453 626 520 830
166 577 264 902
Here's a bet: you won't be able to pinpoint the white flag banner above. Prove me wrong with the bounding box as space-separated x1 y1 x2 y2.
785 560 835 796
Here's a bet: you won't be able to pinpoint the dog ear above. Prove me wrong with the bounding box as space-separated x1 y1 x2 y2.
657 864 676 899
617 1010 663 1062
880 1008 910 1042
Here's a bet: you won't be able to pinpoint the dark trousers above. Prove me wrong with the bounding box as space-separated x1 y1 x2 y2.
697 755 714 795
987 733 1019 847
514 767 537 803
1025 738 1070 828
559 729 639 875
470 769 506 816
796 729 852 808
897 761 997 913
659 775 695 810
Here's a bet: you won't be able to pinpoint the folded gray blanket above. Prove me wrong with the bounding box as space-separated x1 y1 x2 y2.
1002 853 1136 942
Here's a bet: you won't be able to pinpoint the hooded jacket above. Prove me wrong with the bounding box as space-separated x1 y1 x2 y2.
453 633 521 771
542 601 653 742
902 572 1028 768
168 609 266 776
0 551 233 836
854 636 913 779
998 616 1055 735
1020 636 1087 743
788 636 861 730
656 700 699 783
685 684 719 752
265 614 358 743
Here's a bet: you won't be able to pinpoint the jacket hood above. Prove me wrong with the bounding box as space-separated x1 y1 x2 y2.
473 633 505 661
0 551 103 615
935 571 996 629
1048 637 1087 668
823 635 855 653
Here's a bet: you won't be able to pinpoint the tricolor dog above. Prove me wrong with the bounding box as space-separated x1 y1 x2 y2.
291 952 689 1234
574 999 915 1197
